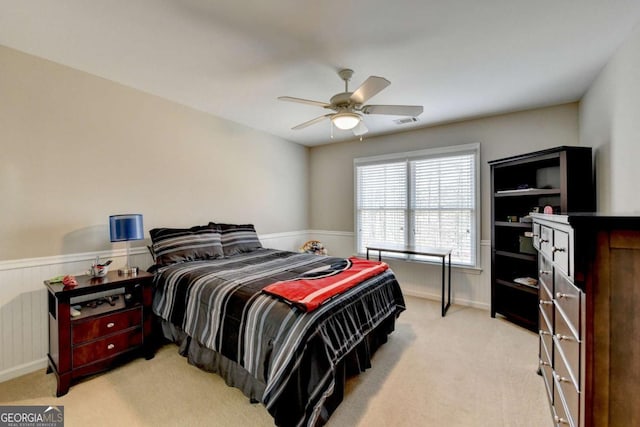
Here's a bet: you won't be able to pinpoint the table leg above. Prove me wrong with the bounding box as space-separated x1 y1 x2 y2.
441 254 452 317
441 257 446 316
448 254 452 307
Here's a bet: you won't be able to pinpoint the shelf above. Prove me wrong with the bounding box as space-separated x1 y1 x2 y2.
495 278 539 295
495 250 536 262
494 189 561 197
490 146 594 332
495 221 533 228
73 298 128 321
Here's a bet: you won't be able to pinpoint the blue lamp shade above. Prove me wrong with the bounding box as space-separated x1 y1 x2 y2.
109 214 144 242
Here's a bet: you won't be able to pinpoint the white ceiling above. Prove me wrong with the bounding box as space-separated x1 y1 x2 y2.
2 1 640 147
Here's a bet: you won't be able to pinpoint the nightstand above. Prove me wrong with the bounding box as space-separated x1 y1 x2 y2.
45 270 154 396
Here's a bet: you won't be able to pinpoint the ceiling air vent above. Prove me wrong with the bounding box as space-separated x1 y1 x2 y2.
394 117 419 125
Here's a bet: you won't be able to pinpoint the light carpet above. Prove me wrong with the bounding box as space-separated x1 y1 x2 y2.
0 296 550 426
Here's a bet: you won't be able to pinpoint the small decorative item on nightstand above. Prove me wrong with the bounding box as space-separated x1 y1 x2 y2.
109 214 144 275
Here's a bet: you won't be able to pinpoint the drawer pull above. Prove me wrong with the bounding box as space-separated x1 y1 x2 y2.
555 333 577 342
554 373 571 383
540 239 549 244
539 360 550 367
552 246 566 253
554 415 570 425
539 330 551 336
539 270 551 275
539 300 553 306
107 343 115 350
107 322 115 328
555 292 572 300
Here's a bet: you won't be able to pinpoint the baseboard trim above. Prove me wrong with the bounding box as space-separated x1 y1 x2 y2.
0 358 48 383
402 289 490 311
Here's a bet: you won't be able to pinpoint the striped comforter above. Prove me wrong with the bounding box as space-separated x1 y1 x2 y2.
152 248 405 426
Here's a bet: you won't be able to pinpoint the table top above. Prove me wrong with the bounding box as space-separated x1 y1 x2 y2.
366 245 452 257
44 270 153 297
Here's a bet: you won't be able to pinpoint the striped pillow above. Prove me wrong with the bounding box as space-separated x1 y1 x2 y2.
150 225 223 266
214 223 263 256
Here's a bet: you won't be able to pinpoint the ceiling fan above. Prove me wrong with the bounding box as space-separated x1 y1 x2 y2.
278 69 424 137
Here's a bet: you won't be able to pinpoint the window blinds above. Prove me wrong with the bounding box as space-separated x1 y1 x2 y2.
356 149 476 266
356 161 407 249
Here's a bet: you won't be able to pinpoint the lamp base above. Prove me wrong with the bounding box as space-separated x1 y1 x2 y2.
118 266 139 276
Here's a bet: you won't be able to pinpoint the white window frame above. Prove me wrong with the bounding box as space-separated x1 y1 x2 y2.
354 143 481 268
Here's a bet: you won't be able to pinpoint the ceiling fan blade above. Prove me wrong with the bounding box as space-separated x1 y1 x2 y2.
353 121 368 136
278 96 330 108
361 104 424 117
291 114 332 130
350 76 390 105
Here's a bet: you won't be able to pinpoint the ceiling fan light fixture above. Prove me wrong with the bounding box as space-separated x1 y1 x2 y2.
332 112 361 130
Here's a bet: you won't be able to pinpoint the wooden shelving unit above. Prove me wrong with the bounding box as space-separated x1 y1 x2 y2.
489 146 595 331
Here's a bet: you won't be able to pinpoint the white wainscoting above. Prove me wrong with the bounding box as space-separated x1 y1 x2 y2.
0 231 307 383
0 230 491 383
0 247 155 383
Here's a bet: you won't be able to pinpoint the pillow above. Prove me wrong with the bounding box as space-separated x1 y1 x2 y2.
213 223 263 256
149 225 223 266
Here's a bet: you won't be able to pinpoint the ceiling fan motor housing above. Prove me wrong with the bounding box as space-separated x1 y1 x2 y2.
330 92 357 109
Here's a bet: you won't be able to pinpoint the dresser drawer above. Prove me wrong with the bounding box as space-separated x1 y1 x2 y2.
554 311 580 388
554 272 581 334
540 225 553 258
539 297 553 333
553 376 575 426
73 328 142 368
540 329 553 366
552 229 571 277
539 355 554 403
533 223 541 250
539 255 553 297
72 307 142 344
555 354 580 425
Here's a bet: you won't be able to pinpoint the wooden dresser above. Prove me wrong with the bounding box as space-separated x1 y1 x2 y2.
532 213 640 427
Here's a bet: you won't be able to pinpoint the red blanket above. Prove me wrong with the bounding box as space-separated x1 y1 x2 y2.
262 257 389 312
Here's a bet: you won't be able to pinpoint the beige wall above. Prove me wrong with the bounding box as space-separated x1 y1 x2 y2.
308 103 579 240
0 46 309 261
579 24 640 214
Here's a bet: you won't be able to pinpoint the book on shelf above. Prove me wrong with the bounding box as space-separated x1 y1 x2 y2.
513 277 538 287
496 188 540 194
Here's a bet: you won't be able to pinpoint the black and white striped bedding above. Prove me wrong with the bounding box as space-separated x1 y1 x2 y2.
152 248 405 426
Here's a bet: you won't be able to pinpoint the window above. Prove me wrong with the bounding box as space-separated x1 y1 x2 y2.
355 143 479 267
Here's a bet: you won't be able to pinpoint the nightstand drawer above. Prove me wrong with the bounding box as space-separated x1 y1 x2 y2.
73 328 142 368
72 307 142 344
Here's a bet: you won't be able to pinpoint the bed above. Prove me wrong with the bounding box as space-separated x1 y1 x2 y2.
149 224 405 426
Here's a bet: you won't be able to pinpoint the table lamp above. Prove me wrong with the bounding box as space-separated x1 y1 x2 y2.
109 214 144 275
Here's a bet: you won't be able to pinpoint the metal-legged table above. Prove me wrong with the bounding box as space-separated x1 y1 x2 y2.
366 246 453 316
